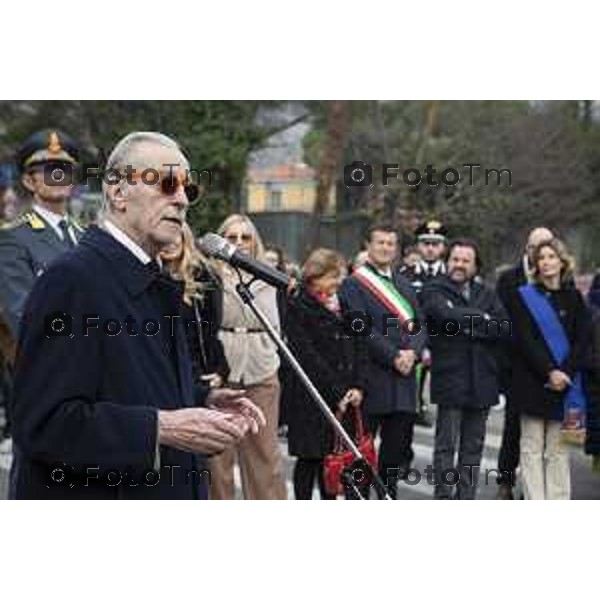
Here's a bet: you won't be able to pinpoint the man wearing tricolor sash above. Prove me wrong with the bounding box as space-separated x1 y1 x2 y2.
340 223 427 499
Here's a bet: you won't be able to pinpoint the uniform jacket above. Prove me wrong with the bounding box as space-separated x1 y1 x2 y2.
339 263 428 416
399 259 446 296
0 208 84 338
10 225 209 499
421 275 510 409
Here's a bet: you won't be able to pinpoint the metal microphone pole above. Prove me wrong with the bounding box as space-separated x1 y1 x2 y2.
233 272 392 500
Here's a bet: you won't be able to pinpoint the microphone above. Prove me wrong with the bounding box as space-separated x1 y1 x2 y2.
198 233 290 289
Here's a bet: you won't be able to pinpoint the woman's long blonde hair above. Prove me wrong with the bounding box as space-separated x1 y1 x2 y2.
162 223 202 305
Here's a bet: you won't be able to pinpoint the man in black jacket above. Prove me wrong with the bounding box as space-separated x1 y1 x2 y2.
495 227 553 499
422 239 510 499
340 224 428 498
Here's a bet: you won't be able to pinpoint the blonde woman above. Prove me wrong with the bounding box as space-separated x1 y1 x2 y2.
209 214 287 499
160 223 229 388
509 238 590 499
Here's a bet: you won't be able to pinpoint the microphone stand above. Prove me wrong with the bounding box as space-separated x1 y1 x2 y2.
233 270 392 500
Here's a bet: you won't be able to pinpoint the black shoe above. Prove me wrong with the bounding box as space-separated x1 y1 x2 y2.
415 410 433 428
496 483 514 500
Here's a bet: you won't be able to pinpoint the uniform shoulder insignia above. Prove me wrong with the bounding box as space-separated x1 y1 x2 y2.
1 212 31 230
3 211 47 230
25 211 47 230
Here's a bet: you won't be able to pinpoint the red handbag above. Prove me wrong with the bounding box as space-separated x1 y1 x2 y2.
323 406 378 497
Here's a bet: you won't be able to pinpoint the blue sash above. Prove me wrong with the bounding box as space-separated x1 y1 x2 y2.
518 284 587 422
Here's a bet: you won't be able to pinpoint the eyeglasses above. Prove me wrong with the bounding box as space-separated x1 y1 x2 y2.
225 233 253 244
122 169 199 202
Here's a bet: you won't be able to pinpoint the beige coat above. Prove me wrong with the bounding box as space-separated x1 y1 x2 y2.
218 271 280 385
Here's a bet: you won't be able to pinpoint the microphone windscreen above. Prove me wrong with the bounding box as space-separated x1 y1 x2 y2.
197 233 231 260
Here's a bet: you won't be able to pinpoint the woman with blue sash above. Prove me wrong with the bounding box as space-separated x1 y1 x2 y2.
508 238 590 499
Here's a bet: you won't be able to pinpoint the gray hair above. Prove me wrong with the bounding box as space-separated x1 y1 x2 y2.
100 131 187 216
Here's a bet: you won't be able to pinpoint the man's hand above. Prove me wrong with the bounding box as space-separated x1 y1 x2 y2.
206 387 266 434
158 407 249 454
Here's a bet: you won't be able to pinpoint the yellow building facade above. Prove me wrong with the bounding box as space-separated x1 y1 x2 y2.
246 164 335 213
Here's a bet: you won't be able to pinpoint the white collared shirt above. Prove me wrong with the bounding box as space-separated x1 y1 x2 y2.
416 259 445 277
102 218 154 266
33 203 78 245
367 262 392 279
523 254 535 284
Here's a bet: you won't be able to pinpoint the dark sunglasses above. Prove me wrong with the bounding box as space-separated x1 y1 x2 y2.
225 233 253 243
128 170 199 202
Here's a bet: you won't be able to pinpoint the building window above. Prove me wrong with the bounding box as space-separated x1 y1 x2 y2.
267 189 283 210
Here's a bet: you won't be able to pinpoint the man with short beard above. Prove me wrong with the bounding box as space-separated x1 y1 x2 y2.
9 132 265 499
422 239 510 499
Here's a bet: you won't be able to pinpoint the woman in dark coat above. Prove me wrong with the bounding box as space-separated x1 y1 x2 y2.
507 238 590 499
160 224 229 389
285 248 368 500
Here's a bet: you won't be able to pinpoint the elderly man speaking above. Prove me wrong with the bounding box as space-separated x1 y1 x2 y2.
9 132 265 499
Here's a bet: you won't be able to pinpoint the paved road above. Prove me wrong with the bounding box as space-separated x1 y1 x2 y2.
3 407 598 500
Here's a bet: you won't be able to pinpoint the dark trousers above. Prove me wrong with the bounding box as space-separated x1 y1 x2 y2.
368 411 416 499
293 458 335 500
433 405 489 500
417 365 430 414
0 359 12 438
497 397 520 486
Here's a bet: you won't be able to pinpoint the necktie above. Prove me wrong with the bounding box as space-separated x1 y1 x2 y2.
58 220 75 248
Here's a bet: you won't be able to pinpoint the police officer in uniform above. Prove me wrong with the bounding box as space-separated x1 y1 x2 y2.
0 130 83 441
399 219 449 426
400 219 448 292
0 129 84 340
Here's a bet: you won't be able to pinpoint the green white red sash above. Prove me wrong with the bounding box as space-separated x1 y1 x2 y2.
352 265 415 325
